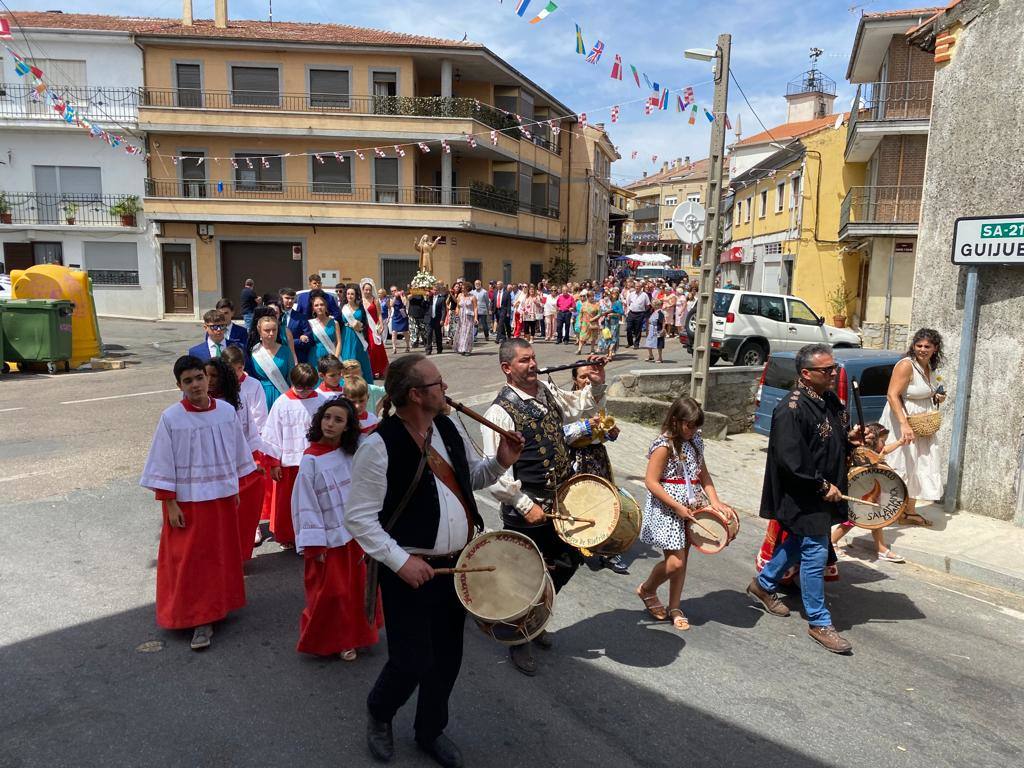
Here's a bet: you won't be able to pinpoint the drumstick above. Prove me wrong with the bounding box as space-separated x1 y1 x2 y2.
544 512 596 524
433 566 497 575
687 519 719 537
445 396 518 441
840 494 881 508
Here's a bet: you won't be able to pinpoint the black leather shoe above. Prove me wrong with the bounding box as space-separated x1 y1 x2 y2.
416 733 464 768
366 711 394 762
600 554 630 575
509 642 537 676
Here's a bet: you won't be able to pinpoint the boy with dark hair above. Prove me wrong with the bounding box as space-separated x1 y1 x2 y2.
279 288 314 364
140 355 256 650
189 309 246 360
317 355 345 398
215 297 250 348
261 363 326 548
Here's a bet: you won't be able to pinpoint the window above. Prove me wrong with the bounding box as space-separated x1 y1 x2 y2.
530 263 544 284
32 242 63 265
381 258 418 290
175 63 202 107
735 201 742 224
687 192 701 202
663 221 674 230
765 242 783 256
518 163 533 210
311 154 352 194
759 190 768 218
787 299 820 325
858 364 897 397
763 354 797 391
33 165 102 224
738 294 759 315
309 69 350 108
84 242 139 285
231 66 279 107
760 296 786 322
744 198 751 223
776 181 785 212
374 157 399 202
548 177 560 214
180 152 207 198
462 260 482 283
372 71 397 98
664 195 678 206
234 153 283 192
790 174 801 209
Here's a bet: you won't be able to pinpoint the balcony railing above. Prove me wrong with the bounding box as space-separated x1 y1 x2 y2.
632 205 660 222
860 80 933 121
840 185 922 231
0 192 141 227
144 178 559 219
0 83 140 123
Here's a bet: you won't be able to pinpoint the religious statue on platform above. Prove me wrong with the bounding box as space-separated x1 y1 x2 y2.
415 234 443 275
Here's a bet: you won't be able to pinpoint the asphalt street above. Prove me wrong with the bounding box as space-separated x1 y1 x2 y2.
1 318 1022 768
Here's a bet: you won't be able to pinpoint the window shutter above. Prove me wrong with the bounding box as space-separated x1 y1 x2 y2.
231 67 280 106
176 64 202 107
309 69 350 107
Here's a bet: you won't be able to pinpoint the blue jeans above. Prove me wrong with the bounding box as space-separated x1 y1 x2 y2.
757 532 832 626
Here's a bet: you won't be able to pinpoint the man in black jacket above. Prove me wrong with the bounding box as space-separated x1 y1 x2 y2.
345 355 523 767
426 286 446 355
493 280 513 342
747 343 858 654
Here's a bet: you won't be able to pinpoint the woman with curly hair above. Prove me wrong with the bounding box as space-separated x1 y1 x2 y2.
879 328 947 526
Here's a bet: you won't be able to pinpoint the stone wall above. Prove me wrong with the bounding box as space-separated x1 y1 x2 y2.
607 366 763 435
860 322 909 351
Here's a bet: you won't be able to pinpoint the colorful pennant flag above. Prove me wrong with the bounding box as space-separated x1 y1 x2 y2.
315 154 324 164
374 147 386 158
642 73 652 90
705 109 715 123
514 0 532 17
579 112 587 128
610 54 623 80
231 158 238 169
630 151 638 160
417 142 431 153
355 150 365 160
474 98 481 111
490 130 499 145
261 157 270 168
644 101 654 116
334 152 345 163
677 95 685 112
466 135 477 148
585 40 605 64
246 157 254 169
682 86 695 106
689 104 697 125
441 139 451 154
725 113 732 130
14 59 29 76
610 105 620 123
659 89 668 110
395 145 407 157
575 24 586 54
651 155 658 164
30 65 43 79
630 65 641 87
529 1 557 23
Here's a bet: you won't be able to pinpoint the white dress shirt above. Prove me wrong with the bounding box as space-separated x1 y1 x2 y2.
480 381 604 513
207 337 226 358
627 291 651 313
344 424 505 573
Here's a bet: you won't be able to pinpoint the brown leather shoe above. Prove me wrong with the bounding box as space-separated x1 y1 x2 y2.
746 578 791 617
808 625 853 654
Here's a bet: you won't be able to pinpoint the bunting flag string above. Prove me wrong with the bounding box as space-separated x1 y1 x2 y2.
630 65 641 88
610 54 622 81
689 104 698 126
529 1 558 24
585 40 605 64
417 142 431 153
579 112 587 129
514 0 532 17
490 130 499 145
574 23 586 54
395 145 407 157
610 105 619 123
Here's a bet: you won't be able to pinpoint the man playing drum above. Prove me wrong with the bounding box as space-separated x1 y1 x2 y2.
747 343 861 654
480 339 607 676
345 354 523 768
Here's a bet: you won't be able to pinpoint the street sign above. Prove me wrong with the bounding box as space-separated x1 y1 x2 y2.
951 214 1024 265
672 202 705 244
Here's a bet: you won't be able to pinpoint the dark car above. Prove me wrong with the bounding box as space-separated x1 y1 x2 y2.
753 349 903 437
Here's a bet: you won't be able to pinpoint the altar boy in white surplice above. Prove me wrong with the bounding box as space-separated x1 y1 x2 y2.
140 355 256 652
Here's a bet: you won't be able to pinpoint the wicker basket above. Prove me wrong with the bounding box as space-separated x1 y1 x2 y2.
907 410 942 437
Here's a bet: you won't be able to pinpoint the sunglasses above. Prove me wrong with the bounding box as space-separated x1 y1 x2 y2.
206 324 227 331
413 379 444 390
806 365 837 373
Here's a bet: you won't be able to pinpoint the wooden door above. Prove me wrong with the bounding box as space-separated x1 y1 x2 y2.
161 244 193 314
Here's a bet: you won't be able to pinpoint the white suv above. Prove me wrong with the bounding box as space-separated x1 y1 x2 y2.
683 289 861 366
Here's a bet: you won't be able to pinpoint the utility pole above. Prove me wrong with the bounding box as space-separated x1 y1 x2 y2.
690 33 731 406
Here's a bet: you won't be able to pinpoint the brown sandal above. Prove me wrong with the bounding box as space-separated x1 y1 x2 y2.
637 586 668 621
668 608 690 631
902 512 933 527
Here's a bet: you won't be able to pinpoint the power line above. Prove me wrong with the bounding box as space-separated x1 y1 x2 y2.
728 67 778 144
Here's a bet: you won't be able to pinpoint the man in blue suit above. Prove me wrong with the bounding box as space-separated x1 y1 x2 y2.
279 287 313 363
295 273 341 321
215 298 250 348
188 308 248 360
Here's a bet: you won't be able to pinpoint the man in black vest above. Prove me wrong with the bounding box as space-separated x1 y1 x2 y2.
481 338 607 676
426 285 446 355
346 354 523 768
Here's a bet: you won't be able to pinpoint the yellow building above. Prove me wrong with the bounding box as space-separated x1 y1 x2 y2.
17 6 610 316
724 67 861 321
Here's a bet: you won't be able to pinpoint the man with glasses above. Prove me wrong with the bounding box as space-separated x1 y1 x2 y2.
345 354 523 768
188 308 247 360
214 298 250 348
748 343 859 654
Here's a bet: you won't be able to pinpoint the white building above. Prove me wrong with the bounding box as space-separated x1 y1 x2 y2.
0 24 161 318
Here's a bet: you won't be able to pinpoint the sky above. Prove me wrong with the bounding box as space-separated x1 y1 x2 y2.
10 0 936 184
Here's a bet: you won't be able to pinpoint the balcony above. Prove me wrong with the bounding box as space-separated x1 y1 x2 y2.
839 185 922 239
846 80 932 162
0 83 140 126
0 192 143 229
143 178 561 239
632 205 660 222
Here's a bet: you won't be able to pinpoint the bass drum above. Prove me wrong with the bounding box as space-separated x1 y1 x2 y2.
553 474 642 555
846 465 907 529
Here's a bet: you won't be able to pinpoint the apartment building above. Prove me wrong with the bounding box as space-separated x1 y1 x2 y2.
841 7 941 349
622 157 721 265
8 7 610 318
0 20 160 318
607 184 635 254
560 123 619 283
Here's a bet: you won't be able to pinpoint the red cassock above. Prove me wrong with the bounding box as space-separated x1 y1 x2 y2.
237 466 266 561
363 301 390 379
270 465 300 545
297 542 383 655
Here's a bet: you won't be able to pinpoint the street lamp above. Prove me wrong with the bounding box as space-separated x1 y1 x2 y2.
688 34 732 407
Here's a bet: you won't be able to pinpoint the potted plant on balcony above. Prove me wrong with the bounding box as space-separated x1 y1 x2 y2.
0 193 11 224
109 195 141 227
826 281 853 328
63 202 78 225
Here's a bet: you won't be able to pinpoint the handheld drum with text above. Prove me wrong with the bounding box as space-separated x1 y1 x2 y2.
453 530 553 646
687 507 740 555
846 466 907 529
553 474 642 555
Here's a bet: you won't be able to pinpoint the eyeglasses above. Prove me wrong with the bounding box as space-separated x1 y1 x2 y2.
413 379 444 390
206 324 227 331
806 365 837 374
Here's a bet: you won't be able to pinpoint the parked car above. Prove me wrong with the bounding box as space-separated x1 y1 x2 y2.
0 274 11 300
752 349 904 436
680 289 862 366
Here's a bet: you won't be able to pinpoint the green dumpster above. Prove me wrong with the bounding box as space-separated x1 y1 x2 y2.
0 299 75 374
0 303 6 374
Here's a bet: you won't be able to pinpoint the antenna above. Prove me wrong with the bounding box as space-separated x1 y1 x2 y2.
269 0 273 23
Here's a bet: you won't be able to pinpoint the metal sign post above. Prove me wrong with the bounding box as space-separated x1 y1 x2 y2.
689 33 731 406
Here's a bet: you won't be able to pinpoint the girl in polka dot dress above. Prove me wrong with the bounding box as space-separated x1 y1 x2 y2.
636 396 735 631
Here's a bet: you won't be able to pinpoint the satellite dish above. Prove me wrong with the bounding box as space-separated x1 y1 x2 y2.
672 202 706 244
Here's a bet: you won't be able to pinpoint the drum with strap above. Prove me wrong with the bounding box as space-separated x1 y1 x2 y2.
687 507 740 555
453 530 553 646
846 465 907 529
552 474 642 555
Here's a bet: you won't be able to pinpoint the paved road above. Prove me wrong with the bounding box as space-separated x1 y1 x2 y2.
1 318 1022 767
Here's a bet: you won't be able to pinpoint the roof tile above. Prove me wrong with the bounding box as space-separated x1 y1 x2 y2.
732 113 848 148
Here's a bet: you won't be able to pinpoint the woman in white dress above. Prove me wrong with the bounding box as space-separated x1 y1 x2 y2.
879 328 947 526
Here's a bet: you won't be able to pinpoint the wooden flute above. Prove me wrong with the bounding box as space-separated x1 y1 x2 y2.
445 396 518 441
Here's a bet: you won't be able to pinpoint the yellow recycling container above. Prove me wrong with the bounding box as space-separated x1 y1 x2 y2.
10 264 102 368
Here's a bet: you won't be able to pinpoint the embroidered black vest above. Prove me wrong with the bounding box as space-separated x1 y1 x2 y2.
493 385 571 506
376 414 482 551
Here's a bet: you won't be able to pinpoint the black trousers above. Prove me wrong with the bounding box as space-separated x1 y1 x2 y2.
504 520 582 593
625 311 646 348
427 321 443 354
367 565 466 741
495 312 512 342
556 310 572 343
